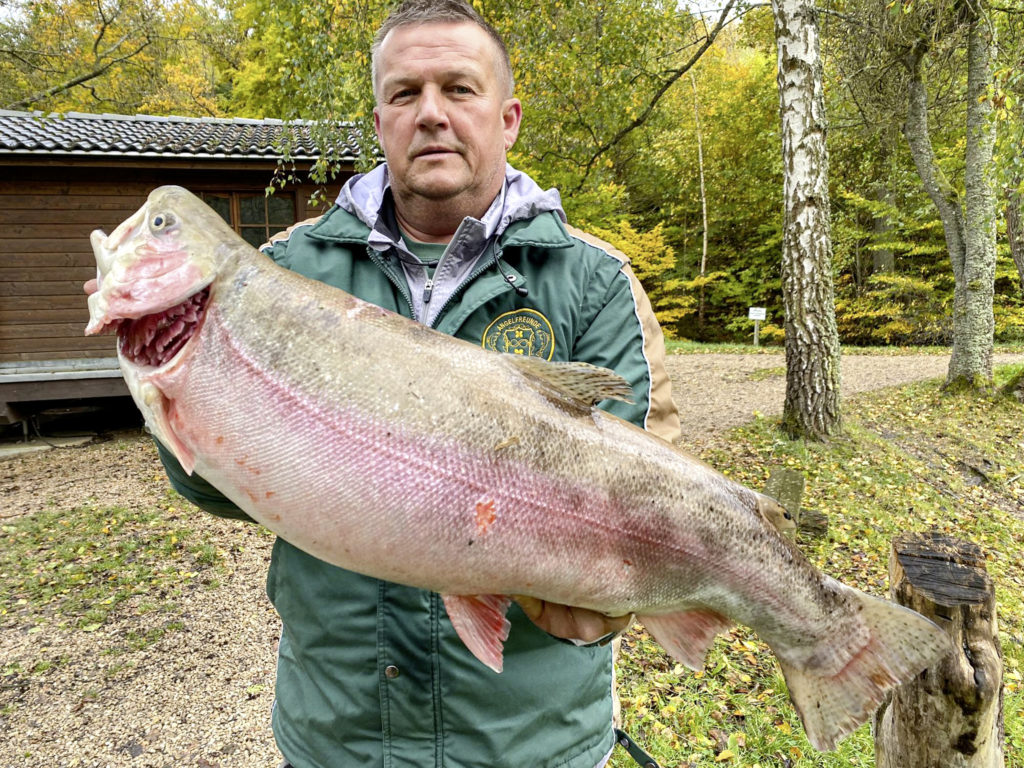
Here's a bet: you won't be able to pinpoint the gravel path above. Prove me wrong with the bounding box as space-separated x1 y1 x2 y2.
1 352 1022 768
664 352 1024 451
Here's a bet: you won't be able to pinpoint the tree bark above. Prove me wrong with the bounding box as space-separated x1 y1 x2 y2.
772 0 842 440
1005 185 1024 293
874 532 1004 768
948 9 997 387
690 71 709 331
899 9 997 390
872 184 896 274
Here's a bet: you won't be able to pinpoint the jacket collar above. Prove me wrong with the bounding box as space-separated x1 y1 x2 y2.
309 163 573 252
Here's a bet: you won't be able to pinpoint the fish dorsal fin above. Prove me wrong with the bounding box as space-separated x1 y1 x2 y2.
506 355 634 411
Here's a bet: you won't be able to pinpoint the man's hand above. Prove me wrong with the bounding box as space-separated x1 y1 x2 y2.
84 278 98 295
514 596 632 644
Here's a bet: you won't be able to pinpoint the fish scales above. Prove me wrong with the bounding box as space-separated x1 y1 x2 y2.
85 186 950 751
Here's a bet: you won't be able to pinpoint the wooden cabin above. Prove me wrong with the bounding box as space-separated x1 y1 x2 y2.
0 110 358 424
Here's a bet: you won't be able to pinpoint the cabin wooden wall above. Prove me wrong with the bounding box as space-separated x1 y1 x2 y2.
0 163 345 365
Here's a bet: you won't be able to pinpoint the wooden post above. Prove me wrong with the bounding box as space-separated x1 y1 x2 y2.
874 531 1004 768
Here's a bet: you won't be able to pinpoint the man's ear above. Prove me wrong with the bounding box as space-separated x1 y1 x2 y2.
373 107 385 150
502 98 523 150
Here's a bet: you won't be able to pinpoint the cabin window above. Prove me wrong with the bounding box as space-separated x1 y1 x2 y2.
201 192 296 248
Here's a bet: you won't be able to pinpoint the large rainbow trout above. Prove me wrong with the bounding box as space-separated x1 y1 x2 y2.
86 186 947 751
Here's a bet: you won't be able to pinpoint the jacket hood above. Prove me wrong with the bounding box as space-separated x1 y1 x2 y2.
335 163 567 246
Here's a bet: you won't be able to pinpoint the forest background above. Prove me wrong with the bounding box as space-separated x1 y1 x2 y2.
2 0 1023 348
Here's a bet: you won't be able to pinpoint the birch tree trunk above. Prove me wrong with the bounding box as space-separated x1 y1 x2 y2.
772 0 841 440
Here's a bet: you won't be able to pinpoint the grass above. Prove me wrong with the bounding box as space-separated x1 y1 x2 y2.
612 363 1024 767
0 492 225 638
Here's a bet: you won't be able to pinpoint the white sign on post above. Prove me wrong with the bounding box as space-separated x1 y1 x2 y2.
748 307 766 346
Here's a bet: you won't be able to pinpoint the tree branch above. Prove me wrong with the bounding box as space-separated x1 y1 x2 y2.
570 0 738 193
4 37 154 110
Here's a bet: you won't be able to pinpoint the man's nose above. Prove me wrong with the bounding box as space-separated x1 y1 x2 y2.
416 87 449 129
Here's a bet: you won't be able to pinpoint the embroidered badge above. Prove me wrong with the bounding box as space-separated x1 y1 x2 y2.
482 309 555 360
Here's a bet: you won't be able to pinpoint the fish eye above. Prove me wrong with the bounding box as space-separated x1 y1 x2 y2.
150 212 175 231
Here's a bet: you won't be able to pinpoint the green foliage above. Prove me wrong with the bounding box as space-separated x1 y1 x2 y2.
835 272 951 346
223 0 386 176
0 0 236 115
589 220 695 328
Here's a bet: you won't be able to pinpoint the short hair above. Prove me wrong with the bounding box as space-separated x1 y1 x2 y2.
371 0 515 100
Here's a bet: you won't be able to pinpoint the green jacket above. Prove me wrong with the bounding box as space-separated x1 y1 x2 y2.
159 165 680 768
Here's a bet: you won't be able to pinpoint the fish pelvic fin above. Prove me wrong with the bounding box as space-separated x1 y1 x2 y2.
442 594 512 674
638 609 732 671
778 588 950 752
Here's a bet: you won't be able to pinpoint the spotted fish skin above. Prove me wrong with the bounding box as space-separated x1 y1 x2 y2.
86 186 949 751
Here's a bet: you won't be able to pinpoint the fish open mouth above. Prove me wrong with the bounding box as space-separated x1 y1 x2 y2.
117 288 210 368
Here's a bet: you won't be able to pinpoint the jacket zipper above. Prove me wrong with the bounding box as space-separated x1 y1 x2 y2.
366 246 416 318
427 244 513 329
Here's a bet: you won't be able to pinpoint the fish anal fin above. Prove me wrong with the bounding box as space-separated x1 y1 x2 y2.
639 609 732 671
442 594 512 674
506 355 634 410
778 588 950 751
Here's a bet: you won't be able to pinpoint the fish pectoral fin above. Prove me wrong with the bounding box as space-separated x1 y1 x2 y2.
777 587 949 752
505 356 634 410
638 609 732 671
139 382 196 475
442 594 512 674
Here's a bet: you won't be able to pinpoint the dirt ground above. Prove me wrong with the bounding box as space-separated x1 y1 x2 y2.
1 351 1021 767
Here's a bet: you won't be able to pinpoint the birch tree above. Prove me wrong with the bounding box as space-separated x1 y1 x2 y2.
772 0 842 440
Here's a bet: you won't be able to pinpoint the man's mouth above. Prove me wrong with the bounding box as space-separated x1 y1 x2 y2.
414 146 457 158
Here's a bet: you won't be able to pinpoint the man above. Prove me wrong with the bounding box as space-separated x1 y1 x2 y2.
158 1 681 766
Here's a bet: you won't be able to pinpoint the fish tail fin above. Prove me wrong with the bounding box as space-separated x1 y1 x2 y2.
638 608 733 671
779 588 949 752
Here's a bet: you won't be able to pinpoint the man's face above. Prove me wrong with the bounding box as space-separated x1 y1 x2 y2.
373 21 522 224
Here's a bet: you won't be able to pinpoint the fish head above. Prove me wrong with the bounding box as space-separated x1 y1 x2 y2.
85 186 246 467
86 185 237 342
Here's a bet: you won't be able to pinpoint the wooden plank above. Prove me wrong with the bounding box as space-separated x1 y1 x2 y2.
0 349 114 362
0 207 138 224
0 322 88 340
1 223 127 239
2 295 90 310
0 266 95 281
0 180 157 196
0 281 92 296
0 378 129 402
0 267 95 282
0 241 92 254
0 194 148 210
0 253 94 268
0 309 89 324
0 335 114 354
